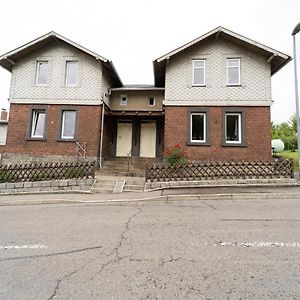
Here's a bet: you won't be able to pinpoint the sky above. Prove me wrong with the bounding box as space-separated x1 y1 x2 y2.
0 0 299 124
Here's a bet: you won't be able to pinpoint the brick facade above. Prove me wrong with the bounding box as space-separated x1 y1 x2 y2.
164 106 272 162
3 104 101 161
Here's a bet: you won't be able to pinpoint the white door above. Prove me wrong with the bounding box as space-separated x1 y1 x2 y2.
116 122 132 157
140 121 156 158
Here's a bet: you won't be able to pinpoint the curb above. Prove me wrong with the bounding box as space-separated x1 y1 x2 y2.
1 192 300 206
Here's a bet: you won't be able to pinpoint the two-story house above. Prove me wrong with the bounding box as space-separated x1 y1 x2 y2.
0 27 291 165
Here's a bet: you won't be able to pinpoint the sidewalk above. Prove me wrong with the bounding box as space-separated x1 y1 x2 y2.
1 184 300 206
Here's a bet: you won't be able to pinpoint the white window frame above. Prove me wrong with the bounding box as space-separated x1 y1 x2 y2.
31 110 46 138
225 113 242 144
120 95 127 106
149 96 155 106
36 61 48 86
227 58 241 86
190 112 206 143
192 59 206 86
65 61 78 87
61 110 77 140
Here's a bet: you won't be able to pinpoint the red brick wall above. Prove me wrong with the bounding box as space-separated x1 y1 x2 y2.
164 106 272 162
4 104 101 158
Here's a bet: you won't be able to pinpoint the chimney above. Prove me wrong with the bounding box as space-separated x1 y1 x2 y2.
0 109 8 121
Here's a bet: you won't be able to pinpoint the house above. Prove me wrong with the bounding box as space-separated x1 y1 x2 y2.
0 27 291 166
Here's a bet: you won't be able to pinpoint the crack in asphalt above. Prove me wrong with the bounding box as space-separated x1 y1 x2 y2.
0 245 103 262
89 207 143 281
47 249 105 300
159 256 181 267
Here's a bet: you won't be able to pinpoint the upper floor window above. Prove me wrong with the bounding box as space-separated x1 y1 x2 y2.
120 95 127 106
61 110 77 140
30 109 46 139
66 61 78 86
149 96 155 106
36 61 48 85
227 58 240 86
192 59 205 86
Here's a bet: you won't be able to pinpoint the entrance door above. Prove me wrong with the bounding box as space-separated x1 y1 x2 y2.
116 122 132 157
140 121 156 158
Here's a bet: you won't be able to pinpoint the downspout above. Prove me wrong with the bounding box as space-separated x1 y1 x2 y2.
99 98 105 168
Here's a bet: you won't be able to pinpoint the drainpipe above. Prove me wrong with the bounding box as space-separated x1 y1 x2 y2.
99 99 105 168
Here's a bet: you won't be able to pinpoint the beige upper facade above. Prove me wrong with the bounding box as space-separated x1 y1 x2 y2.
164 39 272 106
0 27 291 110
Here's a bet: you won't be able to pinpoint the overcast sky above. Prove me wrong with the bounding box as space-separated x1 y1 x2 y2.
0 0 299 124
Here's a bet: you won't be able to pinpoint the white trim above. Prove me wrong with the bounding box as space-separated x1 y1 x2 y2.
31 110 46 138
190 112 206 143
65 61 78 87
163 100 272 106
120 95 127 106
10 99 102 105
35 61 48 86
61 110 76 139
155 26 290 62
0 31 108 63
227 58 241 86
225 113 242 144
192 59 206 86
149 96 155 106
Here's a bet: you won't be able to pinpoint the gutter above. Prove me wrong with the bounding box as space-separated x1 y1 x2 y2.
99 99 105 168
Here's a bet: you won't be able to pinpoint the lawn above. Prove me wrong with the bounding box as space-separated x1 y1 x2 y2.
278 150 299 172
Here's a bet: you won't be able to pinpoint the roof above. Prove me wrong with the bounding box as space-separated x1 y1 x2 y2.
153 26 291 87
110 84 164 91
0 31 122 86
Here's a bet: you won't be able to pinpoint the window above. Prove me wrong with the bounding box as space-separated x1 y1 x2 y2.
30 110 46 138
61 110 77 139
120 95 127 106
36 61 48 85
149 97 155 106
192 59 205 86
190 113 206 143
227 58 240 86
66 61 78 86
225 113 242 143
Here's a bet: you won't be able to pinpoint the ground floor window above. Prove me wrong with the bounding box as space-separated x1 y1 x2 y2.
223 111 245 146
60 110 77 140
188 109 209 145
30 109 46 139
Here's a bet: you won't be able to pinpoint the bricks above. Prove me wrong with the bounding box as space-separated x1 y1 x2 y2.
164 106 272 162
4 104 101 158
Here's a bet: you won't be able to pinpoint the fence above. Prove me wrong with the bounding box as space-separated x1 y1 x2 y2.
145 159 294 182
0 161 96 183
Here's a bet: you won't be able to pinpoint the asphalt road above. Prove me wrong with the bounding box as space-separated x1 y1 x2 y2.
0 197 300 299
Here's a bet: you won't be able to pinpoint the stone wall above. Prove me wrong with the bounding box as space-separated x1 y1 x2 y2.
0 178 94 194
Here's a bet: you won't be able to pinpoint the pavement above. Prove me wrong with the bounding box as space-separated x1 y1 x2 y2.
1 197 300 299
1 184 300 206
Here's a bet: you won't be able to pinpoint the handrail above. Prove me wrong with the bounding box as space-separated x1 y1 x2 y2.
127 146 134 173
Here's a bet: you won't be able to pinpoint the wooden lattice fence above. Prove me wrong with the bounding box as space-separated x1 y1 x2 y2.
0 161 96 183
145 158 294 182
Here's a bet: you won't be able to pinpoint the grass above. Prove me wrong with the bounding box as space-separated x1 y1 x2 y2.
277 150 299 172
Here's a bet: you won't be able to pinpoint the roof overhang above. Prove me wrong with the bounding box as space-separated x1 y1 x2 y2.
153 26 292 87
0 31 122 86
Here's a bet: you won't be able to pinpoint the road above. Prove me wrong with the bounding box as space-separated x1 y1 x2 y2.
0 197 300 299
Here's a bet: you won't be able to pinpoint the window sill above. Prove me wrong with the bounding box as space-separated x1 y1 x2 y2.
226 84 241 87
192 85 206 87
187 141 210 146
27 137 46 141
222 142 247 147
56 138 76 142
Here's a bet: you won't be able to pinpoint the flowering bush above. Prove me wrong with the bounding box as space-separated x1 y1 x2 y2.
165 144 187 166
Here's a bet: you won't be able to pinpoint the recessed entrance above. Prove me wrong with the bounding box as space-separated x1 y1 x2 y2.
140 121 156 158
116 122 132 157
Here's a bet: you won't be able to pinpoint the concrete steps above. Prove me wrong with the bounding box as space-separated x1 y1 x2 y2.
91 174 145 194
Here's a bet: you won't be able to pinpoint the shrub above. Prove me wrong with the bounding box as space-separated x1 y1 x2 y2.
165 144 187 166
